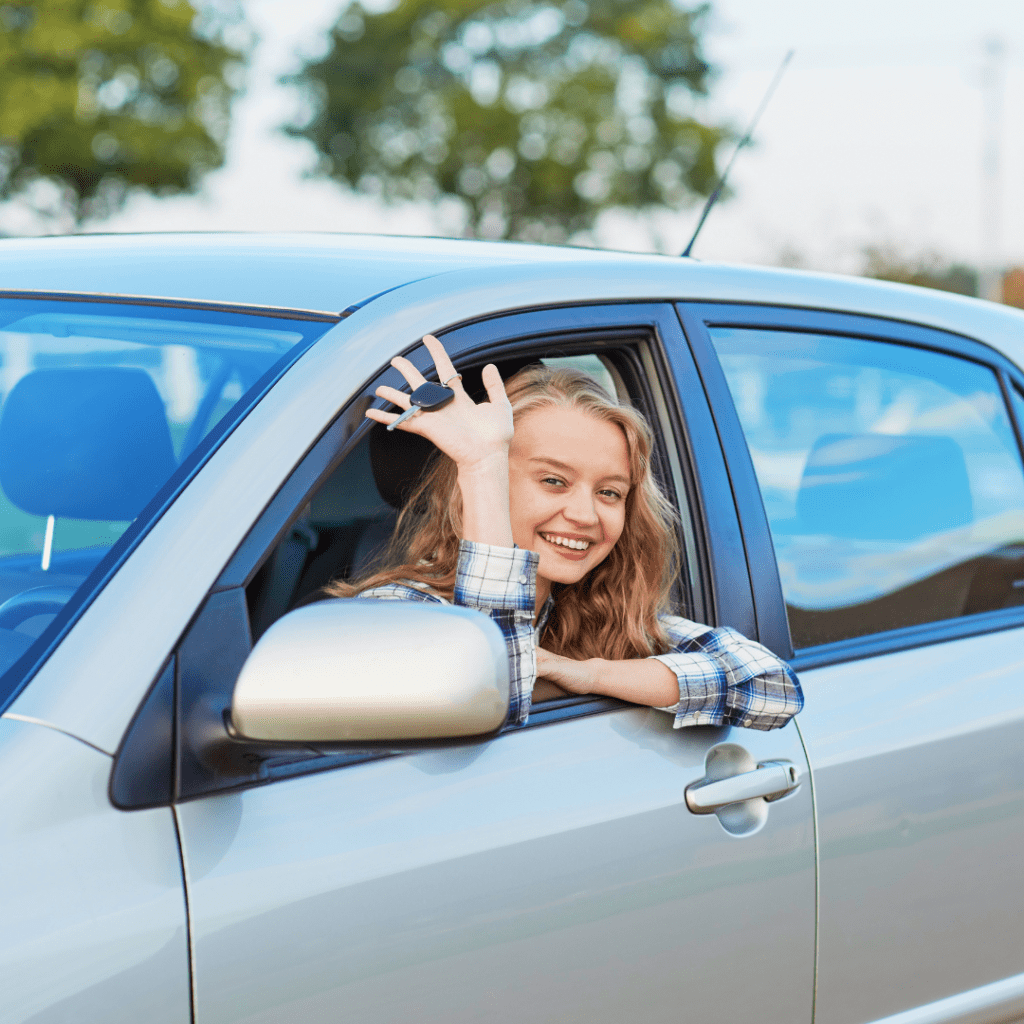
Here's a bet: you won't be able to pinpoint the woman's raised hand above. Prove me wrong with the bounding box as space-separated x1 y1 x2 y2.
365 335 514 473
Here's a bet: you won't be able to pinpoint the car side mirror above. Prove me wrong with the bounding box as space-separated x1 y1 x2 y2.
230 599 510 742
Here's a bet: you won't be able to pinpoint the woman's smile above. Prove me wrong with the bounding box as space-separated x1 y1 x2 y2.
538 531 595 557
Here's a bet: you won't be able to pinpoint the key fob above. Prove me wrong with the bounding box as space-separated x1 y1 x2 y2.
409 381 455 409
386 380 456 431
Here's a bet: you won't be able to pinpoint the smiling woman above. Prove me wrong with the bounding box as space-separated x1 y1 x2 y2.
326 334 803 729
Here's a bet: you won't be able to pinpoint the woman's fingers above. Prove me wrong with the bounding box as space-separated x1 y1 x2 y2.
481 363 509 406
390 355 427 390
365 407 401 427
421 334 462 390
375 384 412 409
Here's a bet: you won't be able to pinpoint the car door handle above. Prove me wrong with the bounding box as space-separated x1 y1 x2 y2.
686 761 800 814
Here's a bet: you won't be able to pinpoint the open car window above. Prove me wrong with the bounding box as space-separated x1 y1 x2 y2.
245 343 687 681
0 297 334 689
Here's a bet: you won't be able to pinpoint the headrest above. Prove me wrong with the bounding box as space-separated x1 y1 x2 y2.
0 368 176 521
796 433 972 541
369 423 437 510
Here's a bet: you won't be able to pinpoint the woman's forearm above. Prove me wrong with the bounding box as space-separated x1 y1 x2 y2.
535 647 679 707
457 453 514 547
590 657 679 706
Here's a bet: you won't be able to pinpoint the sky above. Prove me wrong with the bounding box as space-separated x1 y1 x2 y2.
41 0 1024 277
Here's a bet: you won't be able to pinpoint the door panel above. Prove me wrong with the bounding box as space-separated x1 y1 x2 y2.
0 717 191 1023
796 627 1024 1023
690 303 1024 1023
178 708 814 1024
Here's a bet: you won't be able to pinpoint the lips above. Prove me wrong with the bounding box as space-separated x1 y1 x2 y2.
540 532 594 550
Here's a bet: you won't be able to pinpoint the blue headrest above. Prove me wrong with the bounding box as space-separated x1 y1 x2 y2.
0 368 176 521
796 433 972 542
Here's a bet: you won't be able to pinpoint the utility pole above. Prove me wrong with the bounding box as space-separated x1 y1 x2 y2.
979 36 1006 302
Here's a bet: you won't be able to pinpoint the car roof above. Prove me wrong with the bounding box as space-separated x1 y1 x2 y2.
3 231 1024 371
0 232 630 314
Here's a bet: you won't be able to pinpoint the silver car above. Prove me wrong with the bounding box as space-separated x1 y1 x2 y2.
3 233 1024 1024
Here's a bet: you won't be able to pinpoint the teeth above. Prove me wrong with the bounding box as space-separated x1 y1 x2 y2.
542 533 591 550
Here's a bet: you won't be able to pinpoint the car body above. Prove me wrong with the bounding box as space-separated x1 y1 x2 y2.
2 232 1024 1024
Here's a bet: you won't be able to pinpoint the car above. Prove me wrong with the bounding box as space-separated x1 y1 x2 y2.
2 231 1024 1024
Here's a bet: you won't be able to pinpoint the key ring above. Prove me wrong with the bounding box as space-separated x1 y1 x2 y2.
441 373 462 386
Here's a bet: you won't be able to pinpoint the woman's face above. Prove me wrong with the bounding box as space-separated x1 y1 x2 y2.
507 405 631 602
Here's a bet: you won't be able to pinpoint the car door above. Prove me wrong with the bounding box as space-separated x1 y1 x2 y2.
682 301 1024 1024
164 303 816 1024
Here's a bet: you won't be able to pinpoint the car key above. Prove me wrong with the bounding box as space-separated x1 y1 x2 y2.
386 380 456 431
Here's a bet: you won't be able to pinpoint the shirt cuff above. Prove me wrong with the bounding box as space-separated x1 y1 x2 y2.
454 540 538 612
649 650 728 730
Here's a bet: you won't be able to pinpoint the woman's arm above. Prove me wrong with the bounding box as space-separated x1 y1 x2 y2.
364 337 538 725
535 649 679 706
537 619 803 731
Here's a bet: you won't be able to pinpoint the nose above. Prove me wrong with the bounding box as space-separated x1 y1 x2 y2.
563 485 600 527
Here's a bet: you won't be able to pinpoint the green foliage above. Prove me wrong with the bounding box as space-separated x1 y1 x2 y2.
863 245 978 298
0 0 249 225
287 0 729 241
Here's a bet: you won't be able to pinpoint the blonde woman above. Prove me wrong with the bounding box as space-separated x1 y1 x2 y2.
327 334 801 729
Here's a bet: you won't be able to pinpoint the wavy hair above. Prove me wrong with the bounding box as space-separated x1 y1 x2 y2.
326 365 681 660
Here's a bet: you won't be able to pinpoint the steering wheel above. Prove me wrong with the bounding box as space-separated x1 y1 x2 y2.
0 586 77 631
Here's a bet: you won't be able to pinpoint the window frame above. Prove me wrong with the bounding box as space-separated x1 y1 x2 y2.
120 301 756 807
679 301 1024 674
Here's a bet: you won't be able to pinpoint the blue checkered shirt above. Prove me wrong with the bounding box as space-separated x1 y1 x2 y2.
361 540 802 729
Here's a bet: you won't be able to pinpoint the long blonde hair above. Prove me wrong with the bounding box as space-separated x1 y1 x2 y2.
326 364 681 660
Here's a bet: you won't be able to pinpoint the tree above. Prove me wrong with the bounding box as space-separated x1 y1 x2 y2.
862 245 978 298
0 0 249 227
286 0 729 242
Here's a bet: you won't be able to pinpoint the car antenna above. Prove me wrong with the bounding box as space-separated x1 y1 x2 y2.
681 49 794 258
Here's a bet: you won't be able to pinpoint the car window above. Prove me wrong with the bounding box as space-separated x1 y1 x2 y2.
711 327 1024 648
0 297 332 679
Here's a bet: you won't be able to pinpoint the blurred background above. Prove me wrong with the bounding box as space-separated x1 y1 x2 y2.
2 0 1022 305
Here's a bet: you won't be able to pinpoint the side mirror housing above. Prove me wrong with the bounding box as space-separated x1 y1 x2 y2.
231 599 510 742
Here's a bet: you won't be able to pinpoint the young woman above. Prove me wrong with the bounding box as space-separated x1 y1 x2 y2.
328 334 802 730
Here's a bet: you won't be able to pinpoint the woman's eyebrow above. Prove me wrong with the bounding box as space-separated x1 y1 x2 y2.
529 457 630 485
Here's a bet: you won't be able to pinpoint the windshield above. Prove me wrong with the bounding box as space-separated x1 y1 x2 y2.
0 297 335 691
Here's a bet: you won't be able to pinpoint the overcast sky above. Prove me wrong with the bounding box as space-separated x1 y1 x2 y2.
57 0 1024 276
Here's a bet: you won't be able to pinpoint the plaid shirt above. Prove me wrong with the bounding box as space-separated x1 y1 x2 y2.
362 540 802 730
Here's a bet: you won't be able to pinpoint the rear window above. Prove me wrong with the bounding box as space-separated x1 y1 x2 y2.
0 297 334 692
712 327 1024 648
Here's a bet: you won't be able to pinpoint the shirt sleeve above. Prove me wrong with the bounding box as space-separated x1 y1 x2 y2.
453 540 538 727
649 617 803 731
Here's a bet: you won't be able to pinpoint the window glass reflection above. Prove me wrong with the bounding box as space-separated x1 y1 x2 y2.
0 298 330 679
711 328 1024 648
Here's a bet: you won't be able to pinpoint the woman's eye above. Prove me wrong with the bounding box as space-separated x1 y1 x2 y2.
599 489 622 500
541 476 565 487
